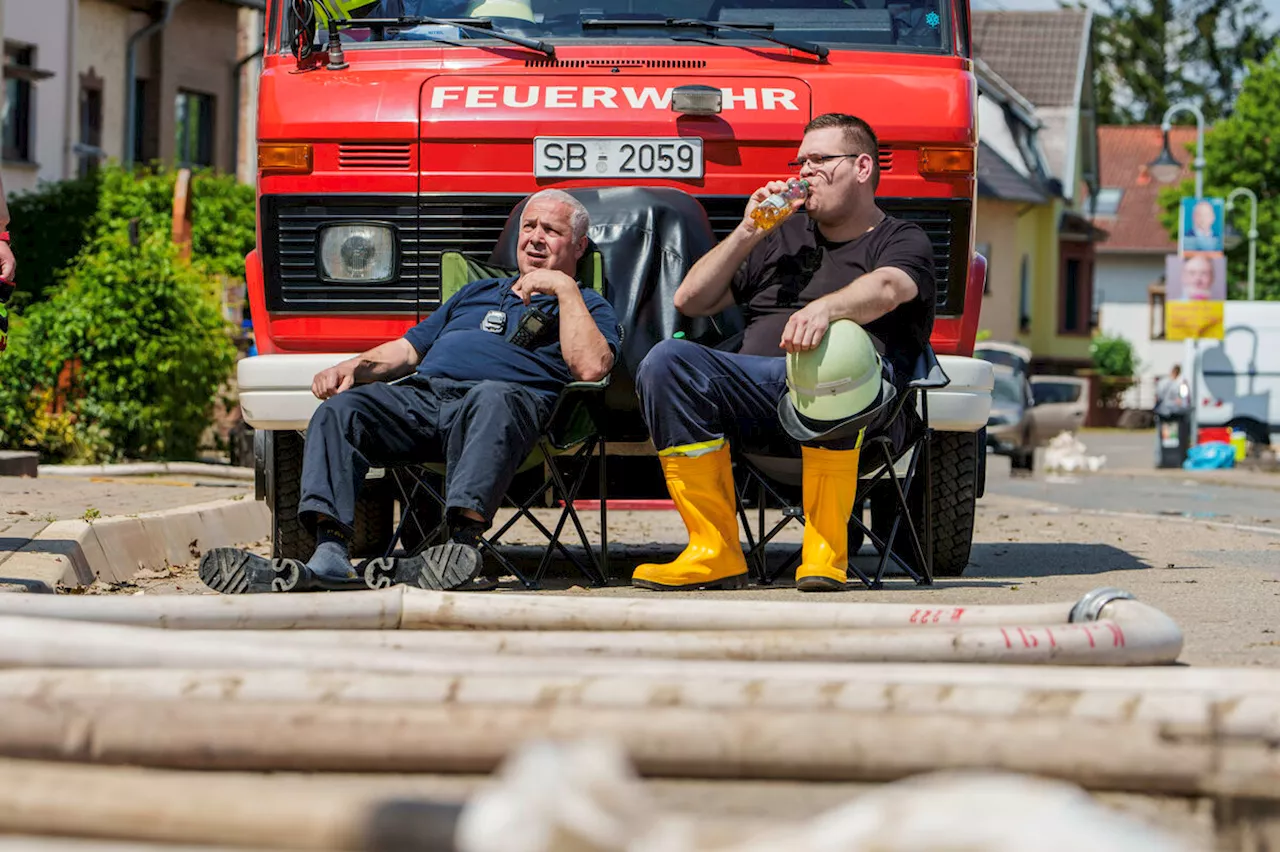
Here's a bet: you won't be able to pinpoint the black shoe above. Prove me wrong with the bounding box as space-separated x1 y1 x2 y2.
363 542 484 591
199 548 306 594
199 548 367 594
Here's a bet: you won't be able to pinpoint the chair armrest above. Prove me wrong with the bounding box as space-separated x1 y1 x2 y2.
546 376 611 449
909 366 951 390
906 346 951 390
563 378 611 393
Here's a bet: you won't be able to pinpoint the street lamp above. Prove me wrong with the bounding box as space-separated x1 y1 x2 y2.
1226 187 1259 301
1145 101 1207 448
1147 102 1206 199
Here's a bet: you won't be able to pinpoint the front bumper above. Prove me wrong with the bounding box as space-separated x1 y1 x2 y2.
238 354 356 431
238 353 995 434
931 355 994 433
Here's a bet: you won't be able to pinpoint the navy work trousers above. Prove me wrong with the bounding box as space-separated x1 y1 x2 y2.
636 338 907 457
298 377 550 536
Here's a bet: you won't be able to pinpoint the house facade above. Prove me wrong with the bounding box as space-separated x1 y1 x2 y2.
974 59 1061 346
973 9 1104 373
2 0 263 197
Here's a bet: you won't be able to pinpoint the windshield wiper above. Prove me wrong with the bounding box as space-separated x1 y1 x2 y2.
326 11 556 58
580 17 827 60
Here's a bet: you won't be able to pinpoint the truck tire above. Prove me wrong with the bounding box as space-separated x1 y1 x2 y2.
264 430 310 560
351 477 395 558
870 430 979 579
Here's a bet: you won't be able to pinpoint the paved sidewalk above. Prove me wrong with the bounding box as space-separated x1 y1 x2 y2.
1 474 258 590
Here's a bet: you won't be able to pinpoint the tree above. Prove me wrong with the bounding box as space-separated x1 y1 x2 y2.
1159 52 1280 301
1084 0 1276 124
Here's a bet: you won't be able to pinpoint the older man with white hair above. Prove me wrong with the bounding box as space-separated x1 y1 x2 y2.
201 190 619 594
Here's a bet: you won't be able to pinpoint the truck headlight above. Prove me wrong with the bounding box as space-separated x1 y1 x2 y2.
318 224 395 283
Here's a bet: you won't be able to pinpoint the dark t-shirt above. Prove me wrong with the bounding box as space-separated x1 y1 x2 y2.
731 213 936 388
402 276 621 403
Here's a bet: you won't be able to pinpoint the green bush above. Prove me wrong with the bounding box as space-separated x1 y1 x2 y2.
1089 333 1138 378
7 174 101 308
6 163 256 307
0 164 252 461
0 232 237 462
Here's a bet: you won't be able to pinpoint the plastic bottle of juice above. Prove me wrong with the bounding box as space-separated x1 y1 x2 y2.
750 179 810 232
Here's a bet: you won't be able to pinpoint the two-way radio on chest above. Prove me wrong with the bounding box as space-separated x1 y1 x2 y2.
480 282 560 351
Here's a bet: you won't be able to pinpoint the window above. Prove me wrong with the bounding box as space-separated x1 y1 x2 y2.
1032 380 1083 406
1018 255 1031 333
175 90 215 168
133 79 156 164
309 0 953 55
1149 284 1166 341
1058 247 1095 336
1092 187 1123 217
78 71 103 177
3 43 36 163
1062 258 1081 332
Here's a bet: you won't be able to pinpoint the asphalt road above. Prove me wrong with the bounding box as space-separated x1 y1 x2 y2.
987 429 1280 527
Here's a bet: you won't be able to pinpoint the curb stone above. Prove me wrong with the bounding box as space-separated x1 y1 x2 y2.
0 498 270 594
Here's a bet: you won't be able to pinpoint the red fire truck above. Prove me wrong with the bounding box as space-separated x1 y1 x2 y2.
238 0 995 575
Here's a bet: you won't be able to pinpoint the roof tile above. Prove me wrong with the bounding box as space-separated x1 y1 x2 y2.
1086 125 1198 253
972 10 1089 108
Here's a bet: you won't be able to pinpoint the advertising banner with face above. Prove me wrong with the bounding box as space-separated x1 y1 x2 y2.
1179 196 1225 254
1166 252 1226 302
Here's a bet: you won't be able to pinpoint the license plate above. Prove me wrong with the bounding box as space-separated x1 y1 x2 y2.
534 137 704 179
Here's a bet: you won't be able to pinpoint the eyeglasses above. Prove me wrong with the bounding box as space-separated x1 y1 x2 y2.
787 153 863 171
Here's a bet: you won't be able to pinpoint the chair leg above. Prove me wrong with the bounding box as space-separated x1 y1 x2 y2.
537 438 607 587
921 429 935 585
735 479 764 584
387 470 448 558
598 436 608 584
872 442 928 587
490 455 591 589
845 514 877 589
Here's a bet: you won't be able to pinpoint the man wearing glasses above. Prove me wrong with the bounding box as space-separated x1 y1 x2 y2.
632 112 936 592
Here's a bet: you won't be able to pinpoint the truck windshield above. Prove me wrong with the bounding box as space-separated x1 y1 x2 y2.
305 0 951 54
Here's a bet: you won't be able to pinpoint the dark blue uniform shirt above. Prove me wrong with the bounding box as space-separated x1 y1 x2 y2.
402 276 620 403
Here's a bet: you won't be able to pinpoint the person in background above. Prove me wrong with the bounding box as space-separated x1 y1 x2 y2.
0 174 17 351
1154 364 1188 416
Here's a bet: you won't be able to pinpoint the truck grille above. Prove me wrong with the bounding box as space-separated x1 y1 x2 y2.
261 193 968 317
338 143 412 170
261 195 427 314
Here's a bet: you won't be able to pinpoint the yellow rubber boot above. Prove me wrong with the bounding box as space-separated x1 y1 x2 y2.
796 445 861 592
632 443 748 591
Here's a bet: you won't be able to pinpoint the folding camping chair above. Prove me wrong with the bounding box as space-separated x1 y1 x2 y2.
378 250 611 590
735 347 951 589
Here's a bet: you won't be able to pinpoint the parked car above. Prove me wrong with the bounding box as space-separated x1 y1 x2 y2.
974 341 1032 375
987 364 1037 471
1030 375 1089 438
977 343 1036 471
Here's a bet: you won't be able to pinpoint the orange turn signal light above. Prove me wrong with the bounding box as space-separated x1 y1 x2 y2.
918 147 975 176
259 143 313 174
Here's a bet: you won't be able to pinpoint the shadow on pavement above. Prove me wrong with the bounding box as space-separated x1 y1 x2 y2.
472 541 1148 591
965 541 1150 579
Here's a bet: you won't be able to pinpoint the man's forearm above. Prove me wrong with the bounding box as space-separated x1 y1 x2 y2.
674 226 762 316
557 289 613 383
348 338 420 383
822 269 918 325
